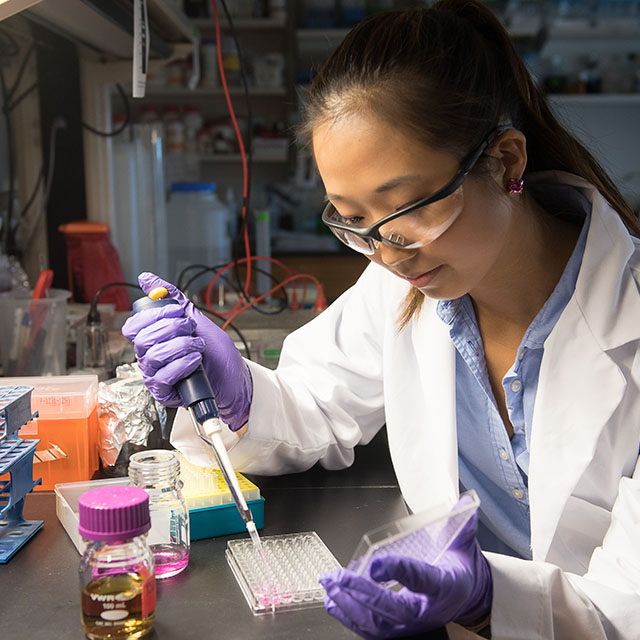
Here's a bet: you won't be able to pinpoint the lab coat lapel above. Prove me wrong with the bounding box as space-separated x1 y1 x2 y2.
386 301 459 514
527 172 636 561
528 308 626 561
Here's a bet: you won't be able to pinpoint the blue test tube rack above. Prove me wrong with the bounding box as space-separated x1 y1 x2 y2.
0 385 43 563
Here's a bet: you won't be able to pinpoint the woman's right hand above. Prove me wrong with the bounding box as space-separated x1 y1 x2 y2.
121 272 253 432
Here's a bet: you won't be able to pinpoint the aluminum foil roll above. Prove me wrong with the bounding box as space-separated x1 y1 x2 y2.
98 363 168 475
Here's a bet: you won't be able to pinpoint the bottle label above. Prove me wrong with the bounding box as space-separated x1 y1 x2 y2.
82 574 156 624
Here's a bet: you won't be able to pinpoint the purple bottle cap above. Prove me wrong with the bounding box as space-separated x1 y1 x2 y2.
78 485 151 543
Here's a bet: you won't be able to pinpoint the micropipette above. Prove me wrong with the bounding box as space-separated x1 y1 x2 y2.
131 287 263 554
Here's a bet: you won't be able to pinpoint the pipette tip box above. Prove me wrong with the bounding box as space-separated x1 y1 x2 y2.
55 468 264 553
226 531 341 615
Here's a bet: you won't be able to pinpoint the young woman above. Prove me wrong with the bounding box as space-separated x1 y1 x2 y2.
123 1 640 637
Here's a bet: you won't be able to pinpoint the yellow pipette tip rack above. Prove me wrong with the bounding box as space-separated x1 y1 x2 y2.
54 452 264 552
176 451 262 519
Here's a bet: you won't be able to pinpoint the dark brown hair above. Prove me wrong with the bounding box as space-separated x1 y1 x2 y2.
298 0 639 328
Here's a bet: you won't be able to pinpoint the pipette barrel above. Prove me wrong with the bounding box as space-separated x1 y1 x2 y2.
131 290 258 534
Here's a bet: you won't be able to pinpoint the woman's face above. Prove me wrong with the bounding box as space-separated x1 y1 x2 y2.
313 113 514 301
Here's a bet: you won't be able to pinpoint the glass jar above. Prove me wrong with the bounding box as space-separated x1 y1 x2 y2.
78 485 156 640
128 449 190 579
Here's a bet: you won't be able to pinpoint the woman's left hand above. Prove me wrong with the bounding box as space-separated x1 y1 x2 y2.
319 506 492 639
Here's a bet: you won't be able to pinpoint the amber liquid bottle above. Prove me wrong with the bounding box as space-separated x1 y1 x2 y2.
78 485 156 639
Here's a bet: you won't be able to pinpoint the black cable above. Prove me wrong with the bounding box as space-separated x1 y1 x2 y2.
0 31 56 255
89 281 141 323
156 264 254 359
182 265 225 297
7 41 35 102
182 264 289 316
0 27 19 57
197 304 252 360
0 65 16 256
18 117 66 254
177 263 212 291
18 167 44 219
181 262 288 314
81 83 130 138
8 81 37 111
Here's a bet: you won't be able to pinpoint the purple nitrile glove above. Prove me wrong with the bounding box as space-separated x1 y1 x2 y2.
319 505 492 640
121 272 253 431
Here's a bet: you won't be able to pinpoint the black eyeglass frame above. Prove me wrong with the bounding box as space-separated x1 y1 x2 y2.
321 127 508 250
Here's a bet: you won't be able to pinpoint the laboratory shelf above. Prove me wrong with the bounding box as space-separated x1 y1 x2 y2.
548 93 640 106
198 152 288 164
192 17 287 30
296 28 351 47
548 21 640 39
138 85 287 97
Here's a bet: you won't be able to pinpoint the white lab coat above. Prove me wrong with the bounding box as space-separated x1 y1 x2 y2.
172 171 640 639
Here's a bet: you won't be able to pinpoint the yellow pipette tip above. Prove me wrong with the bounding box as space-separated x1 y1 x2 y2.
148 286 168 301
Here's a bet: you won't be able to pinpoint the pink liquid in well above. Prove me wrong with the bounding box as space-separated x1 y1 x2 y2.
151 544 189 579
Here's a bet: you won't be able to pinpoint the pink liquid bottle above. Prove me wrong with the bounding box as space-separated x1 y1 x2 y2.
128 449 190 579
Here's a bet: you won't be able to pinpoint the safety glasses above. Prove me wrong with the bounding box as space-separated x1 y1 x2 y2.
321 128 504 255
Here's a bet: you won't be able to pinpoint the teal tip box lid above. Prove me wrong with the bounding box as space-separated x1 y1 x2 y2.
189 498 265 541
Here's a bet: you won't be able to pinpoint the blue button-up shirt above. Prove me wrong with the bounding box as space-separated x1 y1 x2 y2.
436 183 592 559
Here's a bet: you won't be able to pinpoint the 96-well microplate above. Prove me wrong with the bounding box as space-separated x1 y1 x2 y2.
348 490 480 580
226 532 340 615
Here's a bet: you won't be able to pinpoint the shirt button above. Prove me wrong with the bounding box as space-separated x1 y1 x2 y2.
518 350 525 361
510 380 522 392
512 489 524 499
499 448 509 461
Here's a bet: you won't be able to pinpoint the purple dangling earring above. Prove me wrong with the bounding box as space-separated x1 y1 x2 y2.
508 178 524 194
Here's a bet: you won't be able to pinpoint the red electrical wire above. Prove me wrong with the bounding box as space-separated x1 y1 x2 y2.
211 0 251 303
205 255 293 315
207 1 328 324
221 273 327 330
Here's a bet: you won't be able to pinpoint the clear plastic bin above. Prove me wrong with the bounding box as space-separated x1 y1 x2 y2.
0 288 71 376
0 375 99 490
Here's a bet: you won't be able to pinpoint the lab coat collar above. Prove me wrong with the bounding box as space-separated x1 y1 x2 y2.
391 172 636 559
526 171 635 561
528 171 640 351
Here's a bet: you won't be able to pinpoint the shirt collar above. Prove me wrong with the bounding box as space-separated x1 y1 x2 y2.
436 182 592 339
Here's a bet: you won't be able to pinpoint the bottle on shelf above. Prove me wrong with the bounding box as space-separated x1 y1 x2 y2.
162 105 181 126
302 0 338 28
166 59 188 87
342 0 366 26
201 38 219 87
183 105 204 153
542 54 568 94
577 55 601 94
268 0 287 20
625 53 640 93
139 104 161 125
221 35 242 86
253 52 285 89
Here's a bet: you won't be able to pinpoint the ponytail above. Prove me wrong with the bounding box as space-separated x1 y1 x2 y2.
436 0 639 235
300 0 640 328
